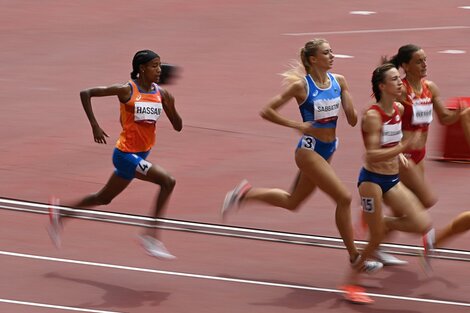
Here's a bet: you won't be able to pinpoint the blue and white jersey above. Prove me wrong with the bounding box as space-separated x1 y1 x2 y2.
298 73 341 128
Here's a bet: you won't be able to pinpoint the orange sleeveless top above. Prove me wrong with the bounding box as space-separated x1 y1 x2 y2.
115 80 163 152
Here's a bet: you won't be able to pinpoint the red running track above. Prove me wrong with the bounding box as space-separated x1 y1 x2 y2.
1 0 470 312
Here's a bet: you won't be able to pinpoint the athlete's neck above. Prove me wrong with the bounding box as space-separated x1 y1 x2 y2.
378 97 395 115
309 69 330 87
405 74 423 94
136 78 153 92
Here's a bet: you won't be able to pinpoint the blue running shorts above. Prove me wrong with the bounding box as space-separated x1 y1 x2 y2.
296 135 338 161
112 148 152 180
357 167 399 194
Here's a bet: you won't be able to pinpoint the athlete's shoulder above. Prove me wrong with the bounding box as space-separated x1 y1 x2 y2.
423 79 438 92
331 73 347 89
363 104 381 120
114 81 133 94
331 73 344 80
362 106 382 133
394 101 404 115
286 78 307 95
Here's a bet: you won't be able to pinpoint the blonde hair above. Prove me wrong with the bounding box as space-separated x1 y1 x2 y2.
281 38 329 85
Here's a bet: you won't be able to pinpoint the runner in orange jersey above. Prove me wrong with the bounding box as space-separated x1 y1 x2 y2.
48 50 182 260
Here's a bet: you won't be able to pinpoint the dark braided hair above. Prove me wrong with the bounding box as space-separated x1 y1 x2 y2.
130 50 159 79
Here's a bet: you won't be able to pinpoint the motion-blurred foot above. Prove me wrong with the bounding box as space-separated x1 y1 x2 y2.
139 235 176 260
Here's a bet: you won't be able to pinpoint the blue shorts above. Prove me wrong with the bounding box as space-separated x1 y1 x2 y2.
357 167 399 194
296 135 338 160
112 148 152 180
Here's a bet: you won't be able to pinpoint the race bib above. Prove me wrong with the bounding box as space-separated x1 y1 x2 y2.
411 102 433 125
361 197 375 213
313 98 341 121
381 122 402 146
300 135 316 150
136 158 152 175
134 102 163 123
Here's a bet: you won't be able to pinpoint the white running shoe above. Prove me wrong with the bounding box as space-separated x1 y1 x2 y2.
139 235 176 260
420 228 435 275
47 196 62 248
423 228 435 253
374 249 408 266
351 255 383 274
221 179 252 219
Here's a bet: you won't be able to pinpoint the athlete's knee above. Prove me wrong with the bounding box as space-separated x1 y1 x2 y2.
335 191 352 208
285 200 301 211
421 194 438 209
160 175 176 191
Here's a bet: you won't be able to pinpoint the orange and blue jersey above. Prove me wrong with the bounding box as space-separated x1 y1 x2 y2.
116 80 163 152
401 78 433 132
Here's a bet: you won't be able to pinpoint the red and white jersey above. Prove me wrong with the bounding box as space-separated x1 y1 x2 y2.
367 103 403 147
401 78 433 131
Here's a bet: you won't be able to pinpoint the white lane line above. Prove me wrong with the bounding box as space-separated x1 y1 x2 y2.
2 198 470 260
438 50 466 54
0 298 122 313
282 26 470 36
2 250 470 307
334 54 354 59
349 11 376 15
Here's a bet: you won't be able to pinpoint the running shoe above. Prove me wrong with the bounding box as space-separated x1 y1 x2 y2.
420 228 435 275
340 285 374 304
374 249 408 266
47 196 62 248
351 255 383 274
139 235 176 260
221 179 252 219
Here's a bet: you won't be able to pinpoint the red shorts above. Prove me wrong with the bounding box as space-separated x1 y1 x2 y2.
403 147 426 164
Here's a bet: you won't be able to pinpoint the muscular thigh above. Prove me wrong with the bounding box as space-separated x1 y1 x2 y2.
358 182 384 229
399 160 424 192
295 149 349 200
135 163 171 184
289 171 316 206
383 183 424 217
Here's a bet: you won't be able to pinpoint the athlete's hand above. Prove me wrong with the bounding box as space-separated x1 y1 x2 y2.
92 126 109 144
398 153 410 168
297 121 316 136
